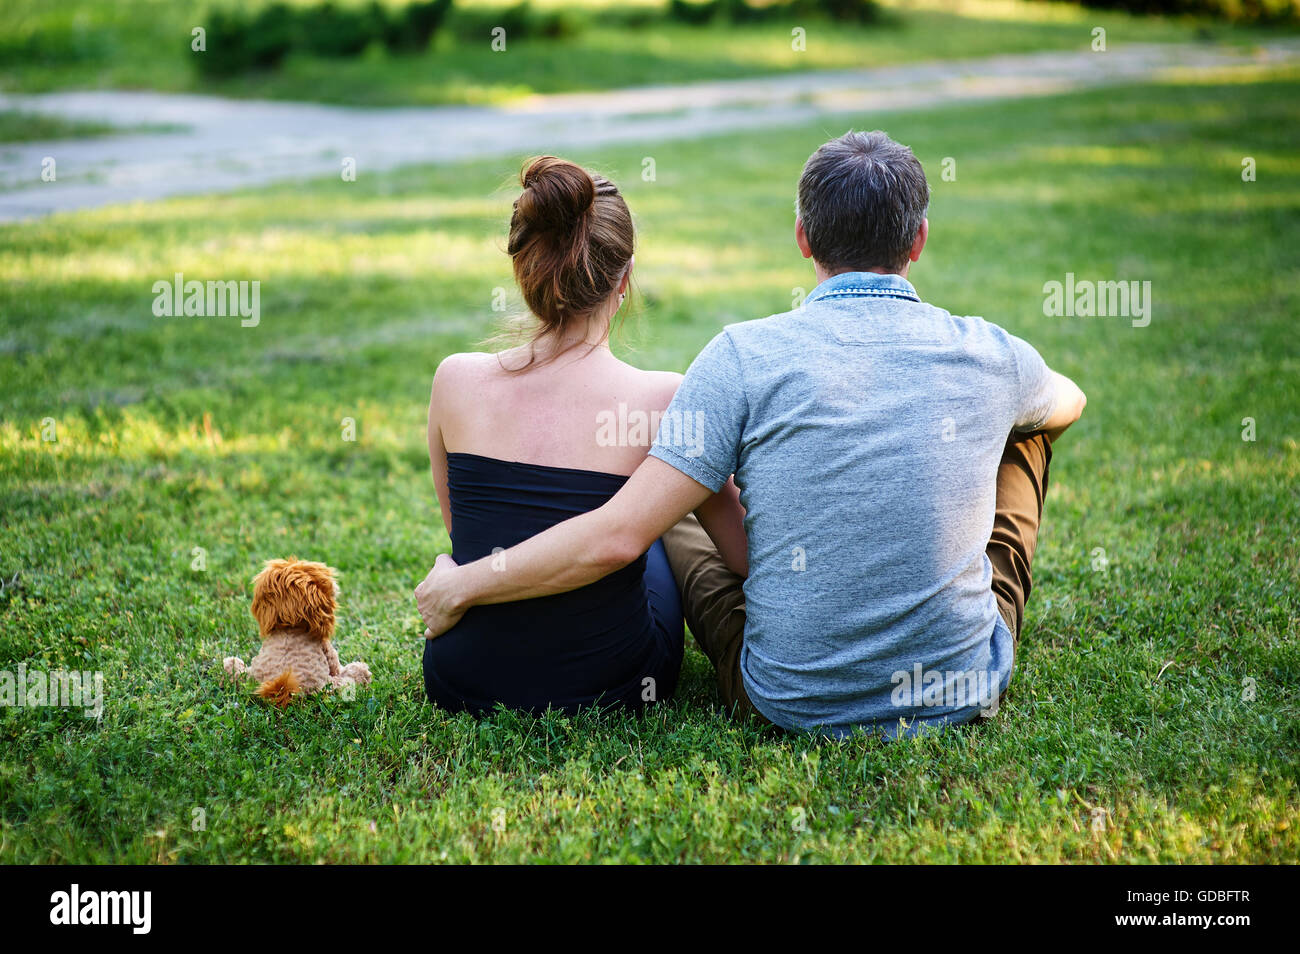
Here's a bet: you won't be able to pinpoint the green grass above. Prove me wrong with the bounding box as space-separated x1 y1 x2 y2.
1 0 1293 105
0 111 121 142
0 111 179 144
1 68 1298 863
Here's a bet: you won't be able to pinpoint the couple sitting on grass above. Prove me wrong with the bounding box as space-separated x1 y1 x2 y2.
415 131 1086 738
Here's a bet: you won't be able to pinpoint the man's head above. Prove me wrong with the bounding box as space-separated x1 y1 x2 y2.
795 131 930 277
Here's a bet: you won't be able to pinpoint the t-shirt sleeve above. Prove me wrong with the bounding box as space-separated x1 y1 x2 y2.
648 331 747 494
1008 332 1058 431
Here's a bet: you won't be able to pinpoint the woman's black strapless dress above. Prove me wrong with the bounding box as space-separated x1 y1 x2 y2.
423 452 684 715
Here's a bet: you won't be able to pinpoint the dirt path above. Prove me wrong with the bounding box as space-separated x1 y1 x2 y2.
2 39 1296 222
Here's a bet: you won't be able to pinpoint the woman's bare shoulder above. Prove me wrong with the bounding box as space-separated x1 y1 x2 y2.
632 367 685 411
432 351 505 392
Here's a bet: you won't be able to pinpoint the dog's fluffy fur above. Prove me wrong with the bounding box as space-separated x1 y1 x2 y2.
223 558 371 706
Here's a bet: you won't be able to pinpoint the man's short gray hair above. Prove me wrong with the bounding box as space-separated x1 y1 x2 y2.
796 131 930 273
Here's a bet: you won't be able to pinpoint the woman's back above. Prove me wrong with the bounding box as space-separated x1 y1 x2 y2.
423 350 683 715
424 452 676 714
422 155 685 716
434 347 680 476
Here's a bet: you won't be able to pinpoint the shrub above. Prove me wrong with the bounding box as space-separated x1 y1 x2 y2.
371 0 452 51
246 3 297 69
1028 0 1297 21
450 2 528 40
670 0 883 25
534 8 587 38
498 2 536 38
299 2 375 58
195 9 252 76
0 21 110 67
668 0 721 24
614 7 661 28
195 1 459 78
371 2 406 48
722 0 778 21
401 0 454 49
792 0 883 22
449 2 586 41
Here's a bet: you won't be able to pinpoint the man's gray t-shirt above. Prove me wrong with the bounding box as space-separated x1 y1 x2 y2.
649 272 1057 736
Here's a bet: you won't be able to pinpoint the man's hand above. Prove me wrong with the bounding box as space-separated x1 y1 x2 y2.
415 553 466 639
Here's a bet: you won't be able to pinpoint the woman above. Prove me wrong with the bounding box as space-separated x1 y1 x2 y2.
422 156 688 716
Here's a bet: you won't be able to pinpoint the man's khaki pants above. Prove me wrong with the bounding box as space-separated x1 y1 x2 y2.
661 431 1053 724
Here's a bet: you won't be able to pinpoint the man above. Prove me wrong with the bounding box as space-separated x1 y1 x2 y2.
417 130 1086 737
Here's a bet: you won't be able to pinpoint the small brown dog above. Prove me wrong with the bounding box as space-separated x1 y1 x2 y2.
223 558 372 706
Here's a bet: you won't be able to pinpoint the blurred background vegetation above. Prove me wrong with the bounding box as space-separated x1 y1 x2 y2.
2 0 1297 107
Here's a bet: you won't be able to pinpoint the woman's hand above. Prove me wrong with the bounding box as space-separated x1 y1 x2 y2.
415 553 466 639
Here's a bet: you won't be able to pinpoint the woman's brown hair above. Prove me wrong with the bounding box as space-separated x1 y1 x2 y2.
501 156 634 369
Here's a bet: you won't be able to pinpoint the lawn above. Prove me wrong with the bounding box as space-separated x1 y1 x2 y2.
1 0 1292 107
0 111 177 143
1 67 1297 863
0 111 118 142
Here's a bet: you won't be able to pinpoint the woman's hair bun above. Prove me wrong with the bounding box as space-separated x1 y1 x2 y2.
504 155 634 352
516 156 596 232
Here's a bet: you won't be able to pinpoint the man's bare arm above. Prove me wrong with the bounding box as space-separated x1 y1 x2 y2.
695 476 747 577
416 456 714 636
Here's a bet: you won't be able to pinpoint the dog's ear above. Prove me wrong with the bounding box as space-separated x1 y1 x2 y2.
297 561 338 641
250 558 291 637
